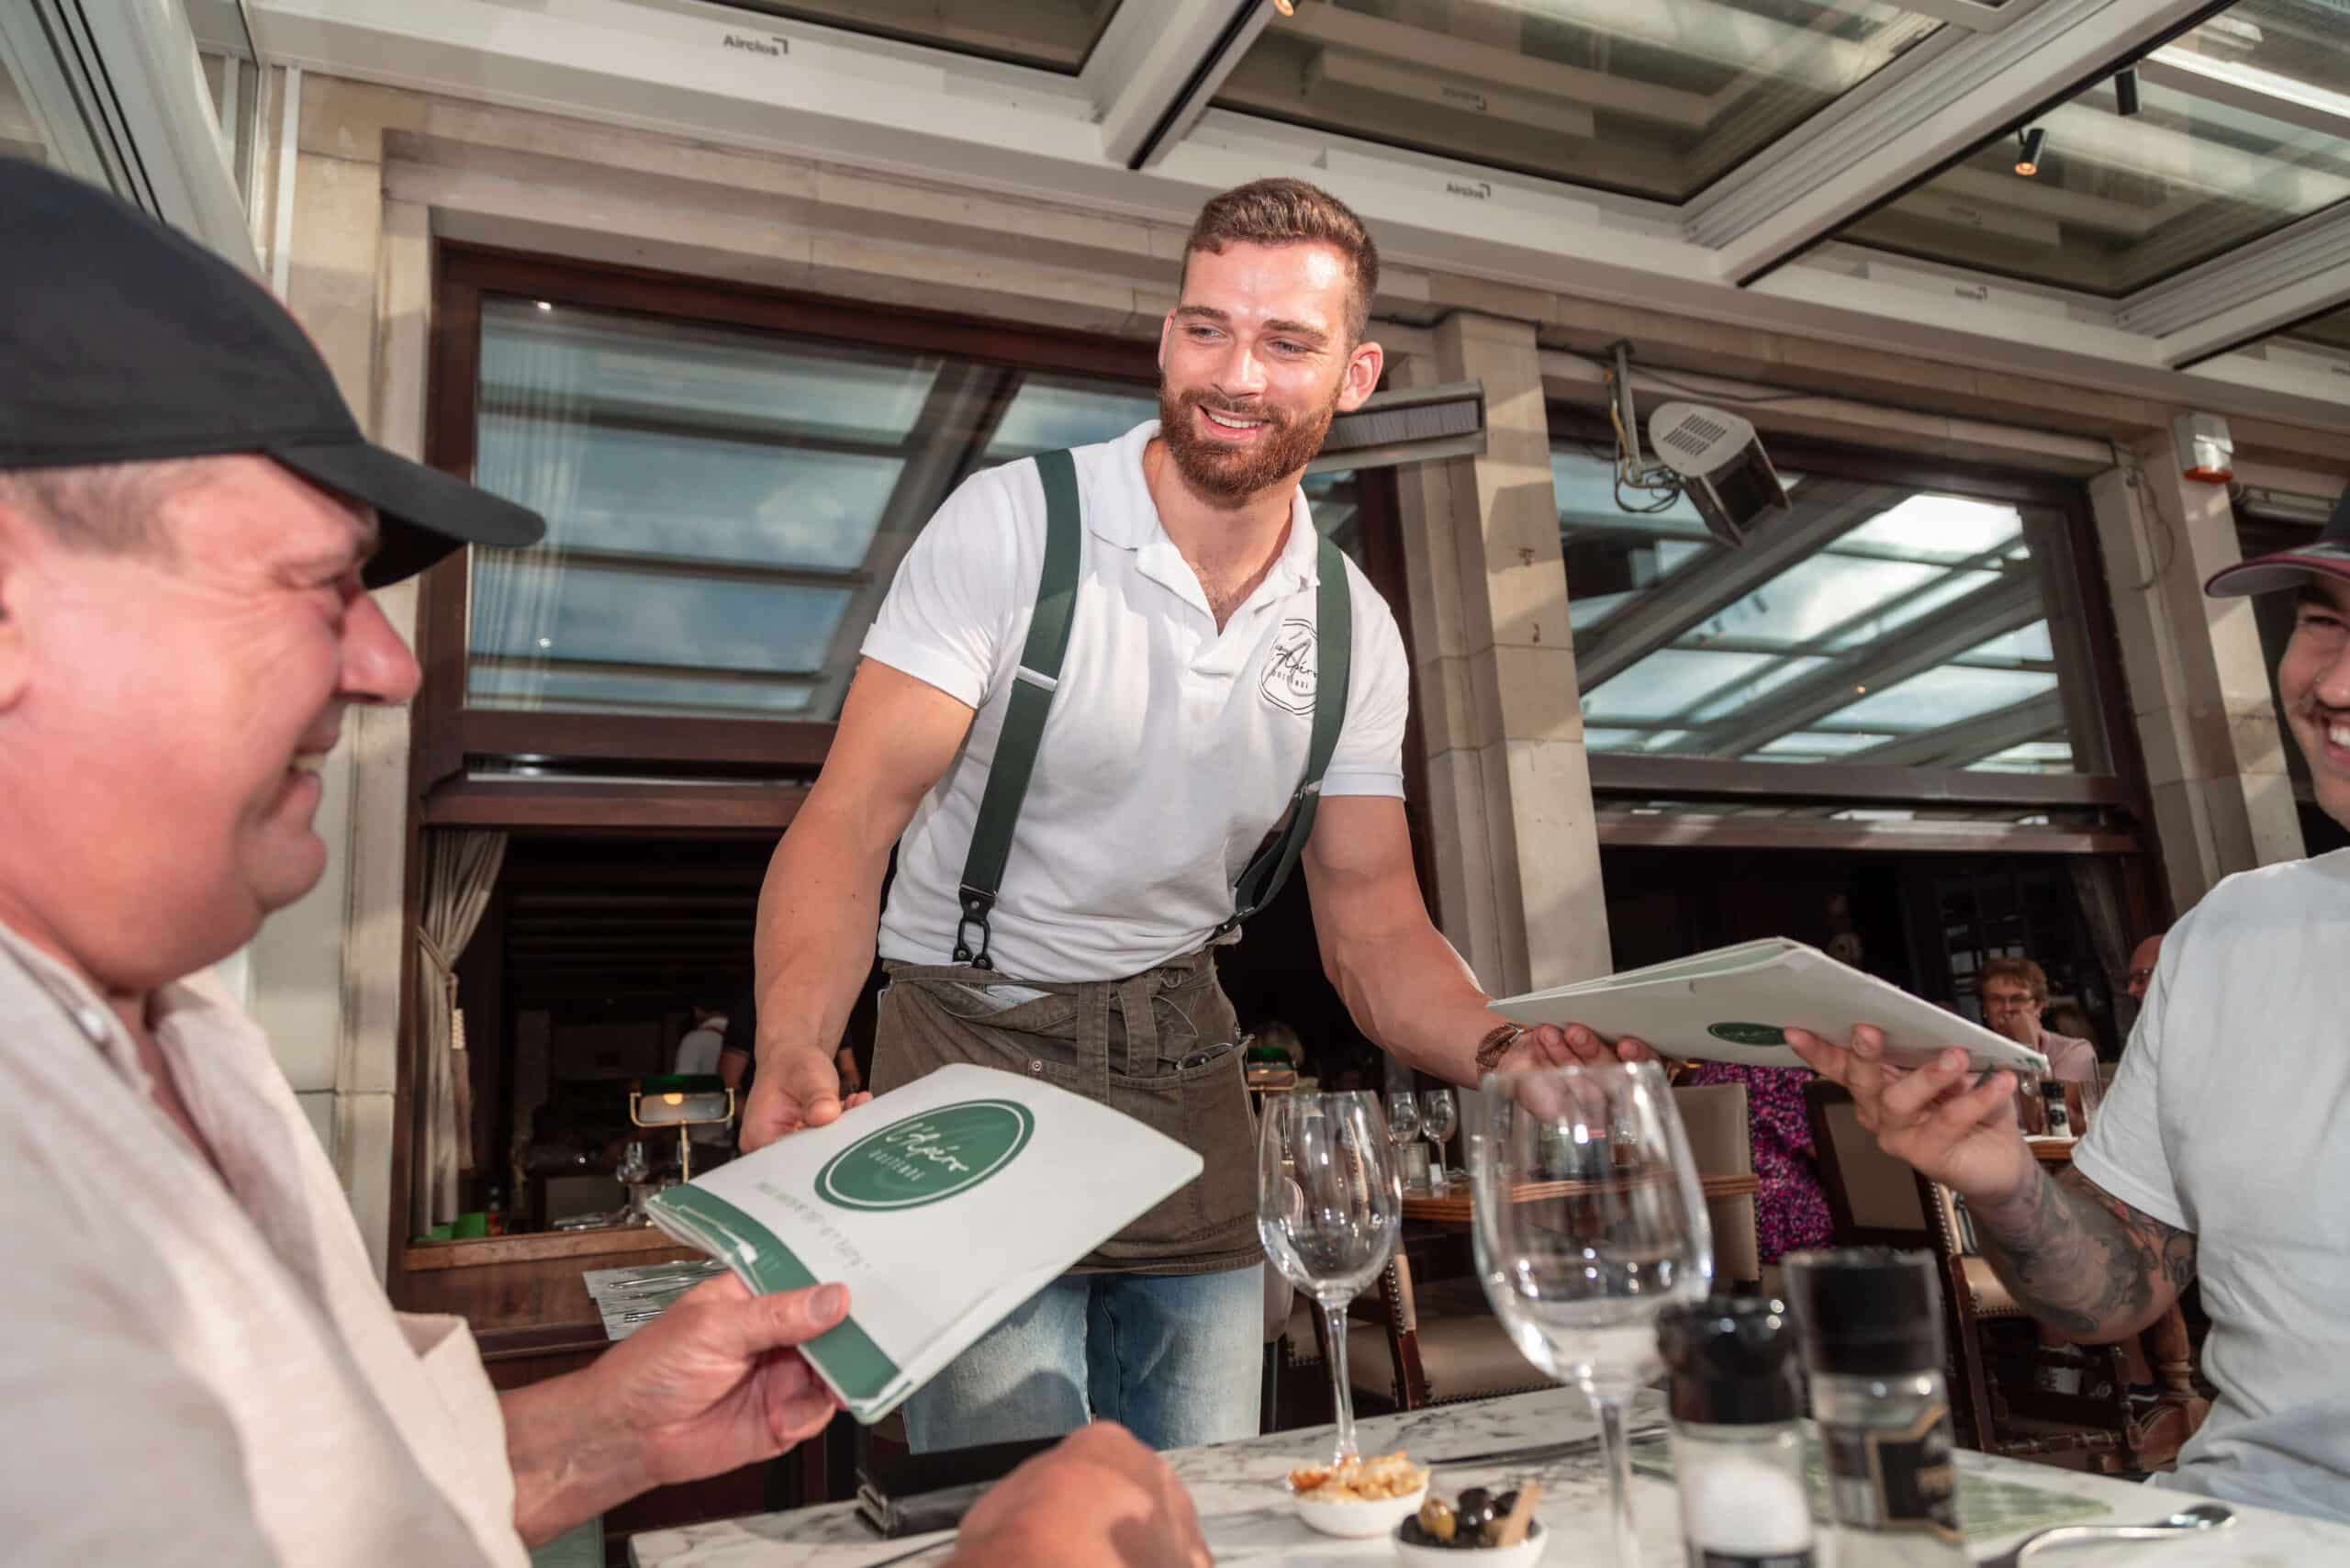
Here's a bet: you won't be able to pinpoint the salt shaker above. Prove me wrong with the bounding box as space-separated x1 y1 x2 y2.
1784 1249 1969 1566
2041 1080 2072 1137
1656 1294 1815 1568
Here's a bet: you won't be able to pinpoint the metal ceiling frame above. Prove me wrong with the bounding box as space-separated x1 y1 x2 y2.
238 0 2350 421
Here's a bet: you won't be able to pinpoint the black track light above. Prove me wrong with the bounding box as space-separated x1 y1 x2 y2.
2016 126 2046 178
2115 67 2142 117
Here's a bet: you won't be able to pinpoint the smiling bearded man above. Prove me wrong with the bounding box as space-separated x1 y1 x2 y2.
734 176 1634 1456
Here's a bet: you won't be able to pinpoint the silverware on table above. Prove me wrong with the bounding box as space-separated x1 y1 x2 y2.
1977 1501 2232 1567
1425 1428 1665 1469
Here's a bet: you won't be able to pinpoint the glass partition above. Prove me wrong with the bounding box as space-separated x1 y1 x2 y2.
1557 442 2100 774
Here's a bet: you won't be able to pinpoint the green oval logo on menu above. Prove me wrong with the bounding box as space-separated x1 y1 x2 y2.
1708 1022 1788 1047
815 1100 1035 1212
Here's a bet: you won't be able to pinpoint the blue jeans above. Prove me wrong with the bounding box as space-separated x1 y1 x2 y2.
902 1265 1264 1453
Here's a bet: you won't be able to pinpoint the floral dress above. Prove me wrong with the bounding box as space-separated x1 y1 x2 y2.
1685 1062 1834 1263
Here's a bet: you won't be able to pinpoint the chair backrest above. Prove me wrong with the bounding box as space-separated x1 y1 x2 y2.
1803 1081 1928 1245
1674 1082 1761 1288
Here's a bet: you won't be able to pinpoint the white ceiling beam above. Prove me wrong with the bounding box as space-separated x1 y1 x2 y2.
1685 0 2220 284
1091 0 1262 171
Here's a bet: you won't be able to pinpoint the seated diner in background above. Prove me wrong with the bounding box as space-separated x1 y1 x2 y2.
0 161 1204 1568
1978 955 2098 1084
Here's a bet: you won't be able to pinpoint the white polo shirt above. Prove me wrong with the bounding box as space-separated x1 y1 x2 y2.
863 420 1409 982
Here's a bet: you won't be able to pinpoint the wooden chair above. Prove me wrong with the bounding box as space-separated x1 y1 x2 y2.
1673 1081 1761 1293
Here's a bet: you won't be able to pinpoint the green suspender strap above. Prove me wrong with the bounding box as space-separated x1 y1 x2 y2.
1217 533 1350 936
952 448 1354 969
954 449 1082 970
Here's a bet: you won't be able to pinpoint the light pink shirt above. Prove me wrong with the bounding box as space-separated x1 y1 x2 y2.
2040 1029 2099 1085
0 924 527 1567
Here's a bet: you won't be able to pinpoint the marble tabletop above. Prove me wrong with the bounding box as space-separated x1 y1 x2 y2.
630 1387 2350 1567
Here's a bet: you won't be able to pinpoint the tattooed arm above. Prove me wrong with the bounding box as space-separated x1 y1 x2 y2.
1967 1165 2197 1342
1786 1023 2197 1343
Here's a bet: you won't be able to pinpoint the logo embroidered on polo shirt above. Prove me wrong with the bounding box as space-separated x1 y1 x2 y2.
1259 619 1317 715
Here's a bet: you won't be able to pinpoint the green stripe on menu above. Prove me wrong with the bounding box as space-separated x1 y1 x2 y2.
652 1184 901 1406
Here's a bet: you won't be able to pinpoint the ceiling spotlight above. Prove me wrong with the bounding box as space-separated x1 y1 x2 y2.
1270 0 1295 14
2114 67 2141 117
2015 126 2046 178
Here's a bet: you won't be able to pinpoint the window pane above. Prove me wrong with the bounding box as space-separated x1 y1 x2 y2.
464 298 1154 722
1841 1 2350 295
1557 442 2097 771
1215 0 1944 204
717 0 1124 72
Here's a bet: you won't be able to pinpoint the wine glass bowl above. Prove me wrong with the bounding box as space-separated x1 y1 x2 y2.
1469 1060 1709 1565
1259 1092 1401 1465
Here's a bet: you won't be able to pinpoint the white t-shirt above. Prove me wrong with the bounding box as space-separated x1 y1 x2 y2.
0 924 526 1566
2074 850 2350 1522
862 420 1409 982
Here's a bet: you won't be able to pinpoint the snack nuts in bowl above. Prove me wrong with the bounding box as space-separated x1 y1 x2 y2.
1287 1451 1431 1539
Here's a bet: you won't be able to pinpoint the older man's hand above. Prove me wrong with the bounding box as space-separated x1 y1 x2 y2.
504 1275 852 1544
947 1423 1210 1568
1785 1025 2034 1206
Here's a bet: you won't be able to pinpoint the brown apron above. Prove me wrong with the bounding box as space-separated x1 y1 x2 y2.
870 946 1259 1275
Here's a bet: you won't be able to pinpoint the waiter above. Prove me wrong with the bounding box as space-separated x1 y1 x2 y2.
744 178 1618 1453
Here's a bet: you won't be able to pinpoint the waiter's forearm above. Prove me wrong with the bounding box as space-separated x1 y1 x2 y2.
752 796 894 1064
1318 914 1506 1087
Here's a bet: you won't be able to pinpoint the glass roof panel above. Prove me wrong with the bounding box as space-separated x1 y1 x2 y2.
1831 666 2060 733
1214 0 1947 205
1841 1 2350 296
712 1 1123 73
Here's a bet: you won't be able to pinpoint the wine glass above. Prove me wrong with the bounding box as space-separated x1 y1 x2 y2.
1469 1061 1710 1567
1420 1088 1459 1177
1259 1092 1401 1465
1383 1090 1421 1146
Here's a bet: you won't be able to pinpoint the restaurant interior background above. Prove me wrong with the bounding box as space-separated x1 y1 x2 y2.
13 0 2350 1546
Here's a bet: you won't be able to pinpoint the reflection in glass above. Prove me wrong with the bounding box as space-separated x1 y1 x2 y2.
1217 0 1942 204
1842 1 2350 295
722 0 1124 73
1558 444 2087 772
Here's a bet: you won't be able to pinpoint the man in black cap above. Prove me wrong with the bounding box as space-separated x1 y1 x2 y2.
1790 483 2350 1522
0 162 1208 1568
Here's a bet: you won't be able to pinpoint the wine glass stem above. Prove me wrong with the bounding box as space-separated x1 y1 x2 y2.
1595 1393 1635 1567
1321 1298 1358 1462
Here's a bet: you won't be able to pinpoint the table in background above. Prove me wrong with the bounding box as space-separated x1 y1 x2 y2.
630 1384 2350 1566
1400 1172 1759 1229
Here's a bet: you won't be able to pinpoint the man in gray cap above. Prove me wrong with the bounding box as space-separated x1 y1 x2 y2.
1790 482 2350 1521
0 162 1206 1567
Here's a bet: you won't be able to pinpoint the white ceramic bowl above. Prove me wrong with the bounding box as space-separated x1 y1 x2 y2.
1393 1518 1548 1565
1292 1481 1429 1539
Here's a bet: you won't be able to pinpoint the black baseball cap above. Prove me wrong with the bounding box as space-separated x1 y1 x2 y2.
0 161 543 586
2206 482 2350 599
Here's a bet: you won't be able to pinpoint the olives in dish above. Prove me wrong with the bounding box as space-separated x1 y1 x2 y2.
1397 1485 1537 1551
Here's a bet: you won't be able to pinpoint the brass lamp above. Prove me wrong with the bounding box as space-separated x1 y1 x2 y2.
628 1073 735 1182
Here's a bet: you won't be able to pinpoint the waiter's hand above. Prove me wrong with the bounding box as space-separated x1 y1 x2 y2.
1502 1022 1657 1072
947 1422 1210 1568
741 1042 872 1152
1786 1024 2032 1206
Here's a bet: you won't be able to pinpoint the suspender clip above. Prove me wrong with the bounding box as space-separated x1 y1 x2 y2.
953 885 998 971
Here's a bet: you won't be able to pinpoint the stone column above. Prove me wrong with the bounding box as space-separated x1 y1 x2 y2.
243 73 426 1275
2090 434 2302 917
1393 314 1608 998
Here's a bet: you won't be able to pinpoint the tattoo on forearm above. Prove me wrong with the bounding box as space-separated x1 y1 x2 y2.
1969 1168 2196 1341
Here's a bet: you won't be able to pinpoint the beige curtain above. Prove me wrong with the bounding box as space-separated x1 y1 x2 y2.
414 830 507 1236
